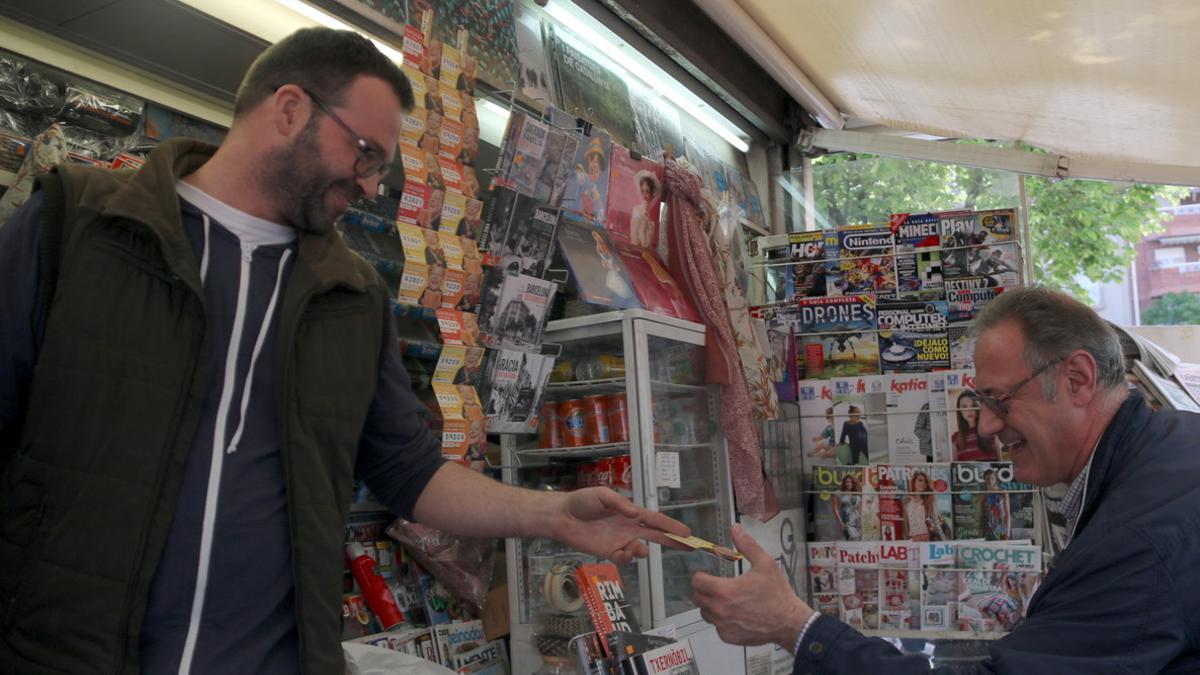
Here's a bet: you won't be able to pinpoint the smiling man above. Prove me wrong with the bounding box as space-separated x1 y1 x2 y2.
0 28 687 674
693 286 1200 673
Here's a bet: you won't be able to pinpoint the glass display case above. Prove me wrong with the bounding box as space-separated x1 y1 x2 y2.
502 310 740 673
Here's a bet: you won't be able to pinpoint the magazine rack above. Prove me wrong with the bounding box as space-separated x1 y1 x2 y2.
501 310 745 674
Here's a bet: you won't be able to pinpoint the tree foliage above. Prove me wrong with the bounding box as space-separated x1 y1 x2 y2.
1141 292 1200 326
809 147 1187 299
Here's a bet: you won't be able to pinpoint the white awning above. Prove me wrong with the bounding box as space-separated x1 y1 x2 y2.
712 0 1200 185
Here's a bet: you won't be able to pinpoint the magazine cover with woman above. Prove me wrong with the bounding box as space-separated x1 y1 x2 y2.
605 143 665 248
945 369 1002 461
555 215 641 309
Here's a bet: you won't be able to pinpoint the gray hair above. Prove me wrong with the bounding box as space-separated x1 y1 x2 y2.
970 286 1125 392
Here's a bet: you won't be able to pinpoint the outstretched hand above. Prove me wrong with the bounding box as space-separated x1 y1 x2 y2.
692 524 813 650
552 487 691 565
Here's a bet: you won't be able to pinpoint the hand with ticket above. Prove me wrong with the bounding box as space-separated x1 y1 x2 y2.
691 524 814 650
551 487 692 565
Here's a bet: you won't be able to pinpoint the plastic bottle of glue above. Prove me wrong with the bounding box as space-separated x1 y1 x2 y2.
347 542 405 631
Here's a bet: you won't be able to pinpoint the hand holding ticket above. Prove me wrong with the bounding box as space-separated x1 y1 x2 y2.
664 532 744 561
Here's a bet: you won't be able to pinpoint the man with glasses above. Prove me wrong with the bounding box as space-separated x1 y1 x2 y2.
0 28 687 673
695 286 1200 673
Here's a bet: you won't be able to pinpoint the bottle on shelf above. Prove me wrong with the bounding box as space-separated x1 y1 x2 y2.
347 542 405 631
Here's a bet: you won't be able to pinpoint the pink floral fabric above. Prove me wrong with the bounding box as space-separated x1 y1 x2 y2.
662 158 776 519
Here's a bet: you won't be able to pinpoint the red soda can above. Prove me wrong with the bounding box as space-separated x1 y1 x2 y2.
538 401 561 449
606 393 629 443
594 457 615 489
614 455 633 497
559 399 589 447
583 395 611 445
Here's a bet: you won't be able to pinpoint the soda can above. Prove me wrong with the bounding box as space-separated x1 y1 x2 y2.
594 355 626 378
538 401 562 449
594 457 615 489
583 395 611 445
559 399 589 447
606 393 629 443
614 455 633 498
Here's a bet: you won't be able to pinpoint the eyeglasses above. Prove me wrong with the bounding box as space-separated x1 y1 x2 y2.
974 358 1063 418
289 85 391 179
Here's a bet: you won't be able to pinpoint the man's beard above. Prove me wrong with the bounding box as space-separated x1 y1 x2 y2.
259 119 362 235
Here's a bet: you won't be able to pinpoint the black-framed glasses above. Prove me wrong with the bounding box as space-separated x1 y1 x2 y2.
974 357 1064 418
289 85 390 179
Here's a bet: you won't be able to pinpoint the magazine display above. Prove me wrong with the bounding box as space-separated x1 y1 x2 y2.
605 143 665 248
951 462 1037 541
620 638 700 675
755 302 802 402
877 300 950 373
499 110 579 205
786 231 828 300
555 214 642 309
560 130 613 224
512 1 555 105
476 270 556 350
575 563 641 659
478 348 555 435
806 540 1042 636
796 295 879 378
798 378 837 466
628 78 685 160
615 242 699 322
496 205 557 277
836 225 897 296
890 212 943 300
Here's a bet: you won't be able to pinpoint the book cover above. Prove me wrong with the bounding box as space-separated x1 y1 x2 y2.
576 563 640 658
755 303 802 403
808 542 841 619
919 542 958 631
951 462 1037 541
811 465 865 541
955 542 1040 633
798 378 838 467
945 370 1001 461
939 209 1020 286
876 300 950 372
616 242 700 322
397 139 435 228
946 278 1005 322
784 231 827 300
496 205 558 278
889 212 944 300
507 112 549 195
836 541 880 631
433 344 485 387
479 186 538 253
476 271 556 350
432 619 487 667
605 143 665 248
883 373 934 464
548 26 638 148
796 295 880 378
555 214 642 309
479 348 555 435
560 130 613 225
512 1 555 104
532 125 579 207
879 541 920 631
829 375 888 466
836 225 897 297
438 117 465 162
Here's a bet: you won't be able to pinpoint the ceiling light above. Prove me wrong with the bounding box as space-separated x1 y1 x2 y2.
274 0 405 65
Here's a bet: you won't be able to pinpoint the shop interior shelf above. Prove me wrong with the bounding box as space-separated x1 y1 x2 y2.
654 442 712 451
514 442 631 460
650 380 707 393
659 498 718 512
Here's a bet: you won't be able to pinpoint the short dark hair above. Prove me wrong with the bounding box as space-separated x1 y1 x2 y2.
971 286 1125 390
234 27 414 118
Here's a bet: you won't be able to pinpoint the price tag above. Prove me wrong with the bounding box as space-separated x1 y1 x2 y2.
656 451 680 488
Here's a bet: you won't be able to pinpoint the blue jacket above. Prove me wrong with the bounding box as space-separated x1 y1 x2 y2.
794 391 1200 673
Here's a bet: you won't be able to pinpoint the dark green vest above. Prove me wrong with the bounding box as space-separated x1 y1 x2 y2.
0 139 390 674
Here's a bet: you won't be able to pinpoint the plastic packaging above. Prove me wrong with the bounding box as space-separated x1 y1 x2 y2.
348 542 406 631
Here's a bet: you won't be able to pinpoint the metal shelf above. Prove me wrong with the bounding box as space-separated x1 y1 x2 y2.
659 498 718 512
514 442 630 460
650 380 707 393
655 442 712 451
545 377 627 395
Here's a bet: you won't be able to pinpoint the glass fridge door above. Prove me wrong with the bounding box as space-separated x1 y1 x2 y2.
630 317 737 628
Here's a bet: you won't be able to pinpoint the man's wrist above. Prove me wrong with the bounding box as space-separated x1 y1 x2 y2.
775 598 814 653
